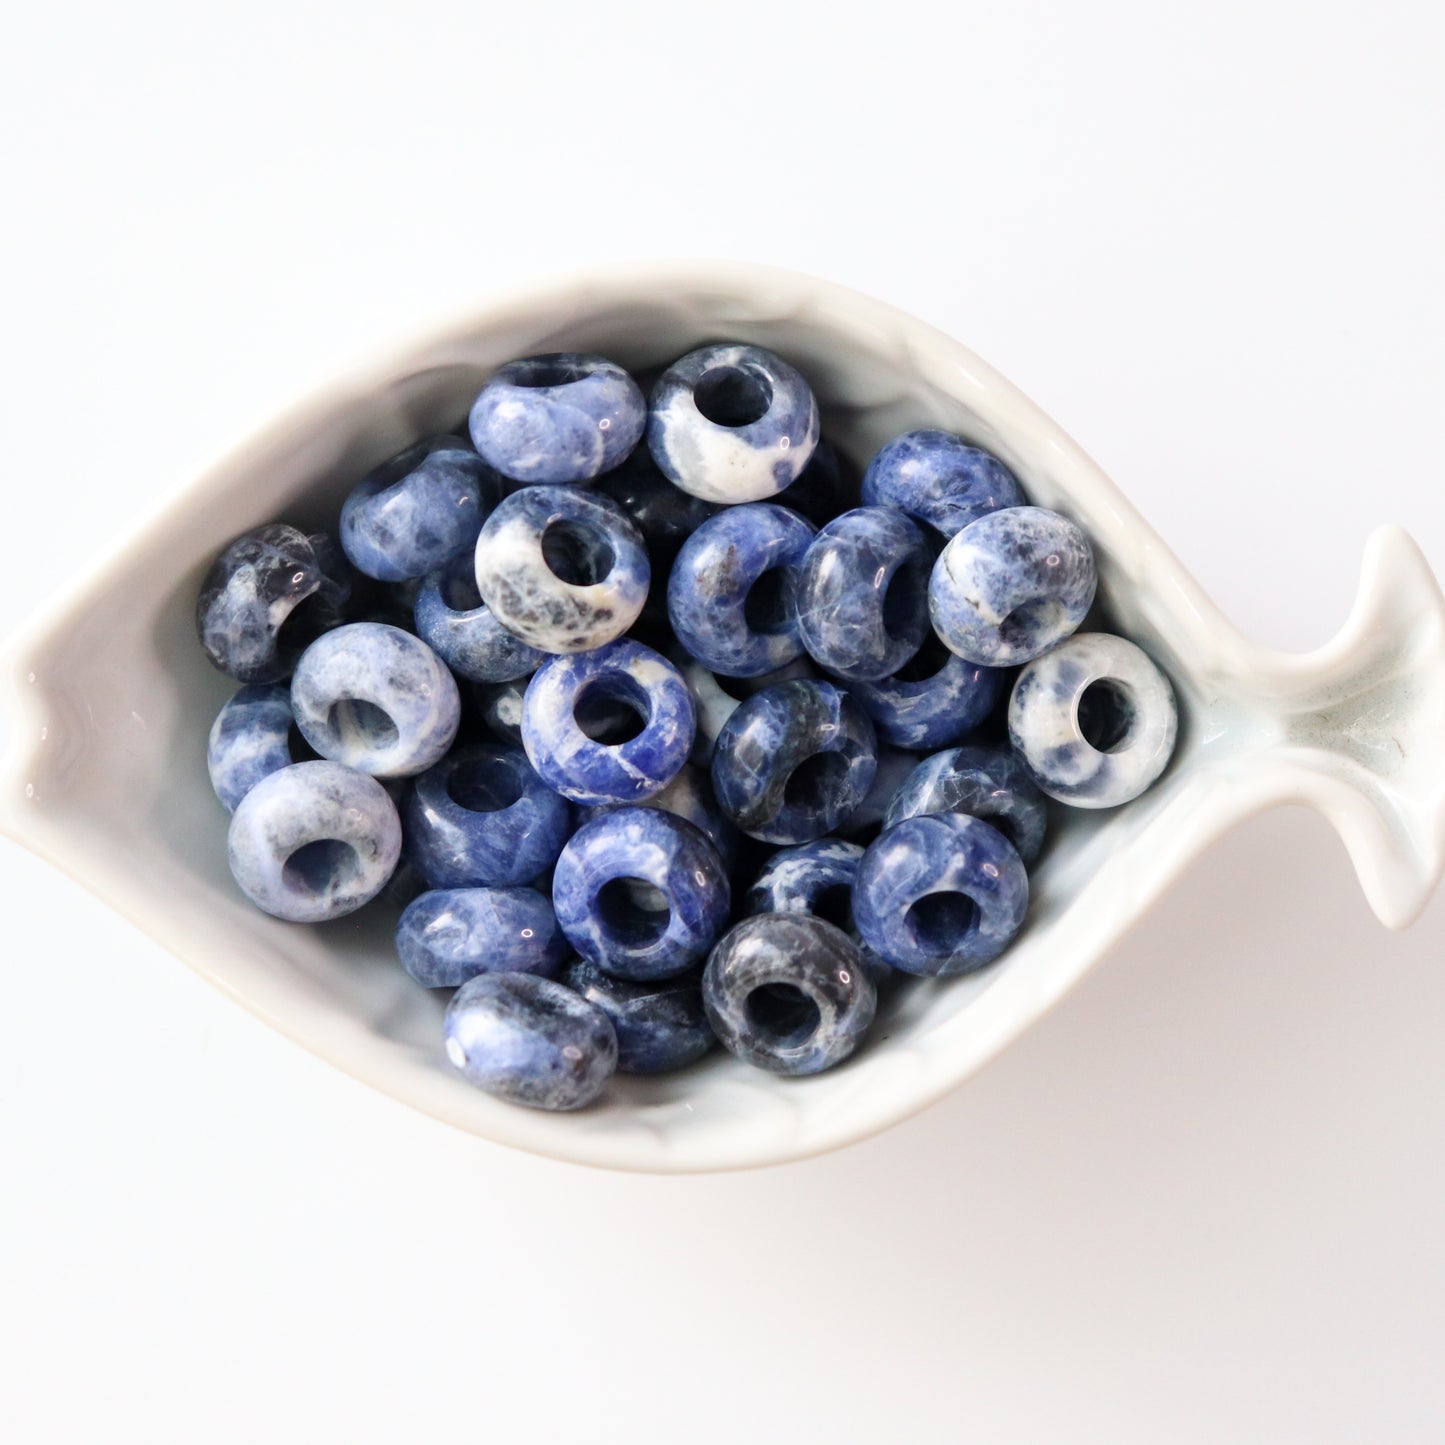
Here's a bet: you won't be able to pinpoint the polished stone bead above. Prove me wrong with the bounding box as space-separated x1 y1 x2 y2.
396 886 567 987
443 972 618 1111
648 343 820 503
929 506 1096 666
667 503 816 677
208 683 302 812
227 760 402 922
702 913 876 1076
468 353 646 486
1008 631 1178 807
675 652 816 767
594 443 721 566
551 808 731 981
414 549 544 683
291 622 460 777
854 812 1028 976
861 429 1023 537
577 762 740 872
196 523 351 684
844 633 1006 750
561 960 714 1074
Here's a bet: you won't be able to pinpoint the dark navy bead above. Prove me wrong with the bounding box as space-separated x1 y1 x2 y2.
711 680 877 844
594 444 721 567
403 743 571 888
702 914 876 1076
469 353 645 485
796 506 935 681
561 960 714 1075
667 503 816 677
396 886 567 987
551 808 731 981
444 972 618 1111
844 633 1006 750
854 812 1029 977
207 683 302 812
884 744 1049 864
414 549 544 683
862 429 1024 537
196 523 351 684
773 437 850 525
577 762 740 872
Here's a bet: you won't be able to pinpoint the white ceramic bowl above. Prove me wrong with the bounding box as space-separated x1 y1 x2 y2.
3 261 1443 1173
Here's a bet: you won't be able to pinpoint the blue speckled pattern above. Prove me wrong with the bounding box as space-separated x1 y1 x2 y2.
468 353 646 485
444 972 618 1111
577 762 739 871
702 913 877 1076
843 634 1006 751
227 760 401 922
396 886 567 987
561 960 714 1075
648 343 821 503
861 429 1024 537
208 683 298 812
552 808 731 981
291 622 460 777
1008 631 1177 808
667 503 816 677
929 506 1096 666
854 812 1028 976
414 550 544 683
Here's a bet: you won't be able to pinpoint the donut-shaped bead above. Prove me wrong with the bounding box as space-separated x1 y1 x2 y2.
844 634 1005 751
395 886 567 987
577 762 740 872
561 961 714 1075
594 444 721 567
414 550 545 683
861 429 1024 537
675 652 815 767
207 683 303 812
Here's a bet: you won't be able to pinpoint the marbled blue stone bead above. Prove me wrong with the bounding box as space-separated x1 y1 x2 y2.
853 812 1028 977
885 744 1049 864
414 549 544 683
929 506 1096 666
561 960 714 1075
208 683 301 812
702 913 876 1076
861 429 1024 537
1008 631 1177 808
675 651 816 767
577 762 740 872
291 622 460 777
796 506 935 681
648 343 821 503
843 633 1006 751
474 485 649 653
340 435 501 582
444 972 618 1111
522 641 695 805
710 680 877 844
196 523 351 684
402 743 571 888
468 353 646 486
594 443 721 566
227 760 401 922
667 503 816 677
551 808 731 981
396 886 567 987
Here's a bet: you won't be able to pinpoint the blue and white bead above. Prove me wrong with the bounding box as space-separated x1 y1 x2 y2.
861 429 1023 537
595 443 721 565
854 812 1028 977
522 641 695 805
561 961 714 1075
578 762 739 871
414 549 544 683
227 760 402 922
844 634 1005 751
675 651 815 766
291 622 460 777
551 808 731 981
208 683 302 812
1008 631 1177 808
929 506 1096 666
667 503 816 677
468 353 646 486
474 486 649 653
648 343 821 503
444 972 618 1111
396 885 567 987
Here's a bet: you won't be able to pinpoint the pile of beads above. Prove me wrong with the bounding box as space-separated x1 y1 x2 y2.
199 344 1178 1111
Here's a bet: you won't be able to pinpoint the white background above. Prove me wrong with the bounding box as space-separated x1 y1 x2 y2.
3 2 1444 1440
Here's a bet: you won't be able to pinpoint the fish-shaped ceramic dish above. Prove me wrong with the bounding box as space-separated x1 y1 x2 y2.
3 261 1443 1173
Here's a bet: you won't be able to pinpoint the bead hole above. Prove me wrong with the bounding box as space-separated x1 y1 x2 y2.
327 698 399 754
1077 679 1136 753
541 518 615 587
596 877 672 947
446 757 525 812
512 356 593 388
891 631 952 683
810 883 854 932
782 751 848 813
996 597 1061 651
283 838 362 896
573 675 651 745
742 567 792 635
905 891 979 956
274 591 330 660
880 556 929 641
745 983 821 1046
694 365 773 428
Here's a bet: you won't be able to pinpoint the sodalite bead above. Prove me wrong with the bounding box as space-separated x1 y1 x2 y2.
594 443 721 565
208 683 299 812
854 812 1029 977
578 763 740 872
796 507 935 681
675 650 815 767
291 623 460 777
474 485 649 653
702 913 876 1076
648 343 821 504
522 641 695 805
1008 631 1177 808
862 429 1024 537
396 886 567 987
339 435 501 582
667 503 816 677
444 972 618 1111
844 634 1005 751
552 808 731 981
561 961 714 1075
414 550 544 683
885 745 1048 864
402 743 571 888
197 524 351 684
710 680 877 844
929 506 1096 666
227 760 401 923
